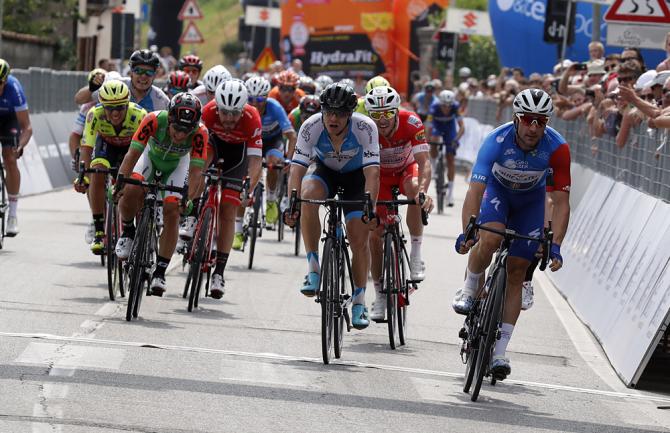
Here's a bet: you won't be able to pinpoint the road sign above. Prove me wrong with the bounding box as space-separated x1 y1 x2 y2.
179 21 205 44
606 23 669 48
443 8 492 36
254 47 277 71
604 0 670 23
245 5 281 28
178 0 204 21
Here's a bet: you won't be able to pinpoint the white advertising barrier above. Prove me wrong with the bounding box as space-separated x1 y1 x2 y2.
17 136 53 195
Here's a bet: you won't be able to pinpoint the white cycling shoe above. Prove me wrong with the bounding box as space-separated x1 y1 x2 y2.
370 295 386 321
210 273 225 299
115 237 132 260
452 288 475 315
150 276 167 297
6 216 19 237
179 216 196 240
521 281 534 310
409 257 425 281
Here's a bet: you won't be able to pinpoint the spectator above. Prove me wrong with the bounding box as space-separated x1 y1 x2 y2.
656 32 670 72
235 52 254 76
588 41 605 62
158 46 177 73
614 61 645 147
288 59 306 77
605 53 621 74
621 47 646 72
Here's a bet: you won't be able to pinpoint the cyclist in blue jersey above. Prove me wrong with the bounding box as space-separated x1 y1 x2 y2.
74 49 169 112
0 59 33 236
284 82 380 329
453 89 571 380
426 89 464 207
411 81 439 122
242 75 296 232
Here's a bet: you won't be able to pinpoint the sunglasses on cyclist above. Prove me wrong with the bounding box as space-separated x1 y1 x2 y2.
103 105 127 112
369 109 397 120
516 113 549 127
132 67 157 77
218 108 242 117
248 96 267 103
171 123 195 133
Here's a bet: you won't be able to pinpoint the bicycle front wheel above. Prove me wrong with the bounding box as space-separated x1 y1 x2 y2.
248 187 262 269
188 209 212 312
126 210 150 321
383 234 399 349
106 202 119 300
333 243 352 359
293 218 301 256
471 268 506 402
397 242 410 346
436 157 445 214
320 238 335 364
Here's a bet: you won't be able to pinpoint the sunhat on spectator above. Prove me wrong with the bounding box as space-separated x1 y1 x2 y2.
635 70 657 90
553 59 573 74
587 60 606 76
652 71 670 87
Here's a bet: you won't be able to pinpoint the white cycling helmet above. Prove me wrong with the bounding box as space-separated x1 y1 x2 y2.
458 66 472 78
315 75 334 89
364 86 401 112
104 71 122 82
438 90 456 105
215 79 248 111
512 88 553 117
245 76 271 97
339 78 355 89
203 65 232 93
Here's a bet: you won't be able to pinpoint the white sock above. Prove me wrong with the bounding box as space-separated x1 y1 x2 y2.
353 286 365 305
8 194 18 218
410 235 422 261
462 267 483 297
235 218 243 233
447 182 454 194
493 323 514 358
306 251 320 274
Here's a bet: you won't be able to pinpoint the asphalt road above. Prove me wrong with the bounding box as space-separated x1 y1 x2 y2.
0 182 669 433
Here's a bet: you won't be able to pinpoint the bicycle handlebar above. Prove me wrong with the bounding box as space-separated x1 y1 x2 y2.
116 174 189 208
289 188 376 223
464 215 553 270
262 160 291 170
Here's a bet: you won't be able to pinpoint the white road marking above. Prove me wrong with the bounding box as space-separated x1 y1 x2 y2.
15 342 125 371
4 330 670 405
220 358 315 388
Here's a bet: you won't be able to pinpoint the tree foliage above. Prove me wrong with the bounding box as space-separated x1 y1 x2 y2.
450 0 501 79
2 0 80 37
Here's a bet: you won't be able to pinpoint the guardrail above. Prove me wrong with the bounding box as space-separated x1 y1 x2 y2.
12 68 88 114
466 99 670 203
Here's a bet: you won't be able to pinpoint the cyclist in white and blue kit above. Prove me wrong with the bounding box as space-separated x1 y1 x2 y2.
285 82 380 329
0 59 33 236
426 90 464 207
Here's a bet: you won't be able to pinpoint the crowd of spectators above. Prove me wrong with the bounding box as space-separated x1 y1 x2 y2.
411 33 670 153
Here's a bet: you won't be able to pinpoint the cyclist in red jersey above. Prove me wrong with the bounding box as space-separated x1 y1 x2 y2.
199 80 263 298
267 70 305 114
363 86 434 321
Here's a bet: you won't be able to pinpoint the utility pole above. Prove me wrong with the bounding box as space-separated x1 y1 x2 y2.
592 4 601 42
559 0 573 64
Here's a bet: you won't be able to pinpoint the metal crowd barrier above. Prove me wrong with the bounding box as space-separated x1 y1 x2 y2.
11 68 88 114
467 98 670 203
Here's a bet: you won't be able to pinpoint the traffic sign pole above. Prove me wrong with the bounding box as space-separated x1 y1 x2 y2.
560 0 573 65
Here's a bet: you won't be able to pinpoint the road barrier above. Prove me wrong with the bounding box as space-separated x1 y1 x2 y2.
464 99 670 387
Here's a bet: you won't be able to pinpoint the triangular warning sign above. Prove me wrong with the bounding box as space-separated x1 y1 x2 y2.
178 0 204 20
179 21 205 44
604 0 670 24
254 47 277 72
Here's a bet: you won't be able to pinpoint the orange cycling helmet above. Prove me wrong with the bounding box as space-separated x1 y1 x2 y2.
276 70 300 88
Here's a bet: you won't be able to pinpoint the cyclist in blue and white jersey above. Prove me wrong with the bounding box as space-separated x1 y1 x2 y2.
425 89 465 207
242 75 296 232
74 49 169 112
0 59 32 236
284 82 380 330
411 81 439 122
453 89 571 380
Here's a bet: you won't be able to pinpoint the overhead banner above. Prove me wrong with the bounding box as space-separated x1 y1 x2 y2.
280 0 449 97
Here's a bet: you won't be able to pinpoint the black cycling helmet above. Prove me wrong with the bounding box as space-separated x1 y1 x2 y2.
129 49 160 70
300 95 321 115
319 82 357 112
168 92 202 130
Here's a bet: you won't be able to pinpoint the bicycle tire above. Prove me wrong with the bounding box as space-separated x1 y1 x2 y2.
293 218 301 256
397 241 410 346
320 238 335 364
333 242 351 359
436 157 445 214
383 234 398 349
462 302 481 393
0 163 7 249
188 209 211 312
126 210 150 321
248 185 262 269
106 202 116 300
182 263 192 298
471 269 506 402
277 209 284 242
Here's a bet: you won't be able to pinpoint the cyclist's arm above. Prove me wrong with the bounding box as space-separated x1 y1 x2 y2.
247 155 262 194
74 85 94 105
187 126 208 200
551 190 570 245
80 109 97 169
414 151 431 194
462 135 498 230
187 166 203 201
455 117 465 142
461 181 486 232
288 163 307 197
15 109 32 149
363 165 380 204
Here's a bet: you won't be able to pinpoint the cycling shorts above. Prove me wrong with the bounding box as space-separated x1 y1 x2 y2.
91 136 129 170
304 161 366 221
262 134 284 160
0 112 20 148
132 145 189 201
210 135 248 206
377 162 418 219
434 136 458 155
477 180 545 261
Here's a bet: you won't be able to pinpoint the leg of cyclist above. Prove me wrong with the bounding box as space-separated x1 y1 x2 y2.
2 144 19 235
428 142 439 179
151 196 180 296
87 160 109 255
298 174 327 297
369 223 385 320
401 165 427 282
265 150 283 225
211 200 236 298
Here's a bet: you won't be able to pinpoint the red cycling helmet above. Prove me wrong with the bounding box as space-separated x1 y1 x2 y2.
168 70 191 92
178 54 203 71
276 70 300 88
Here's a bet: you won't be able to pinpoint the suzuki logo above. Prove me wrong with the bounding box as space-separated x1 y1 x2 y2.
463 12 477 28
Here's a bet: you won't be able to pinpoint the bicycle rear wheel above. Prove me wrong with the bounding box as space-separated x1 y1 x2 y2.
320 238 335 364
106 202 119 300
436 156 445 214
188 209 211 312
383 234 399 349
0 163 8 249
397 242 410 346
471 269 505 402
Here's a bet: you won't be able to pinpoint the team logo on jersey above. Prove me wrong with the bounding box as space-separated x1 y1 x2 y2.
504 148 515 156
415 130 426 142
300 116 318 142
503 159 516 169
363 150 379 158
325 147 359 162
496 135 505 143
407 115 421 127
356 120 374 142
